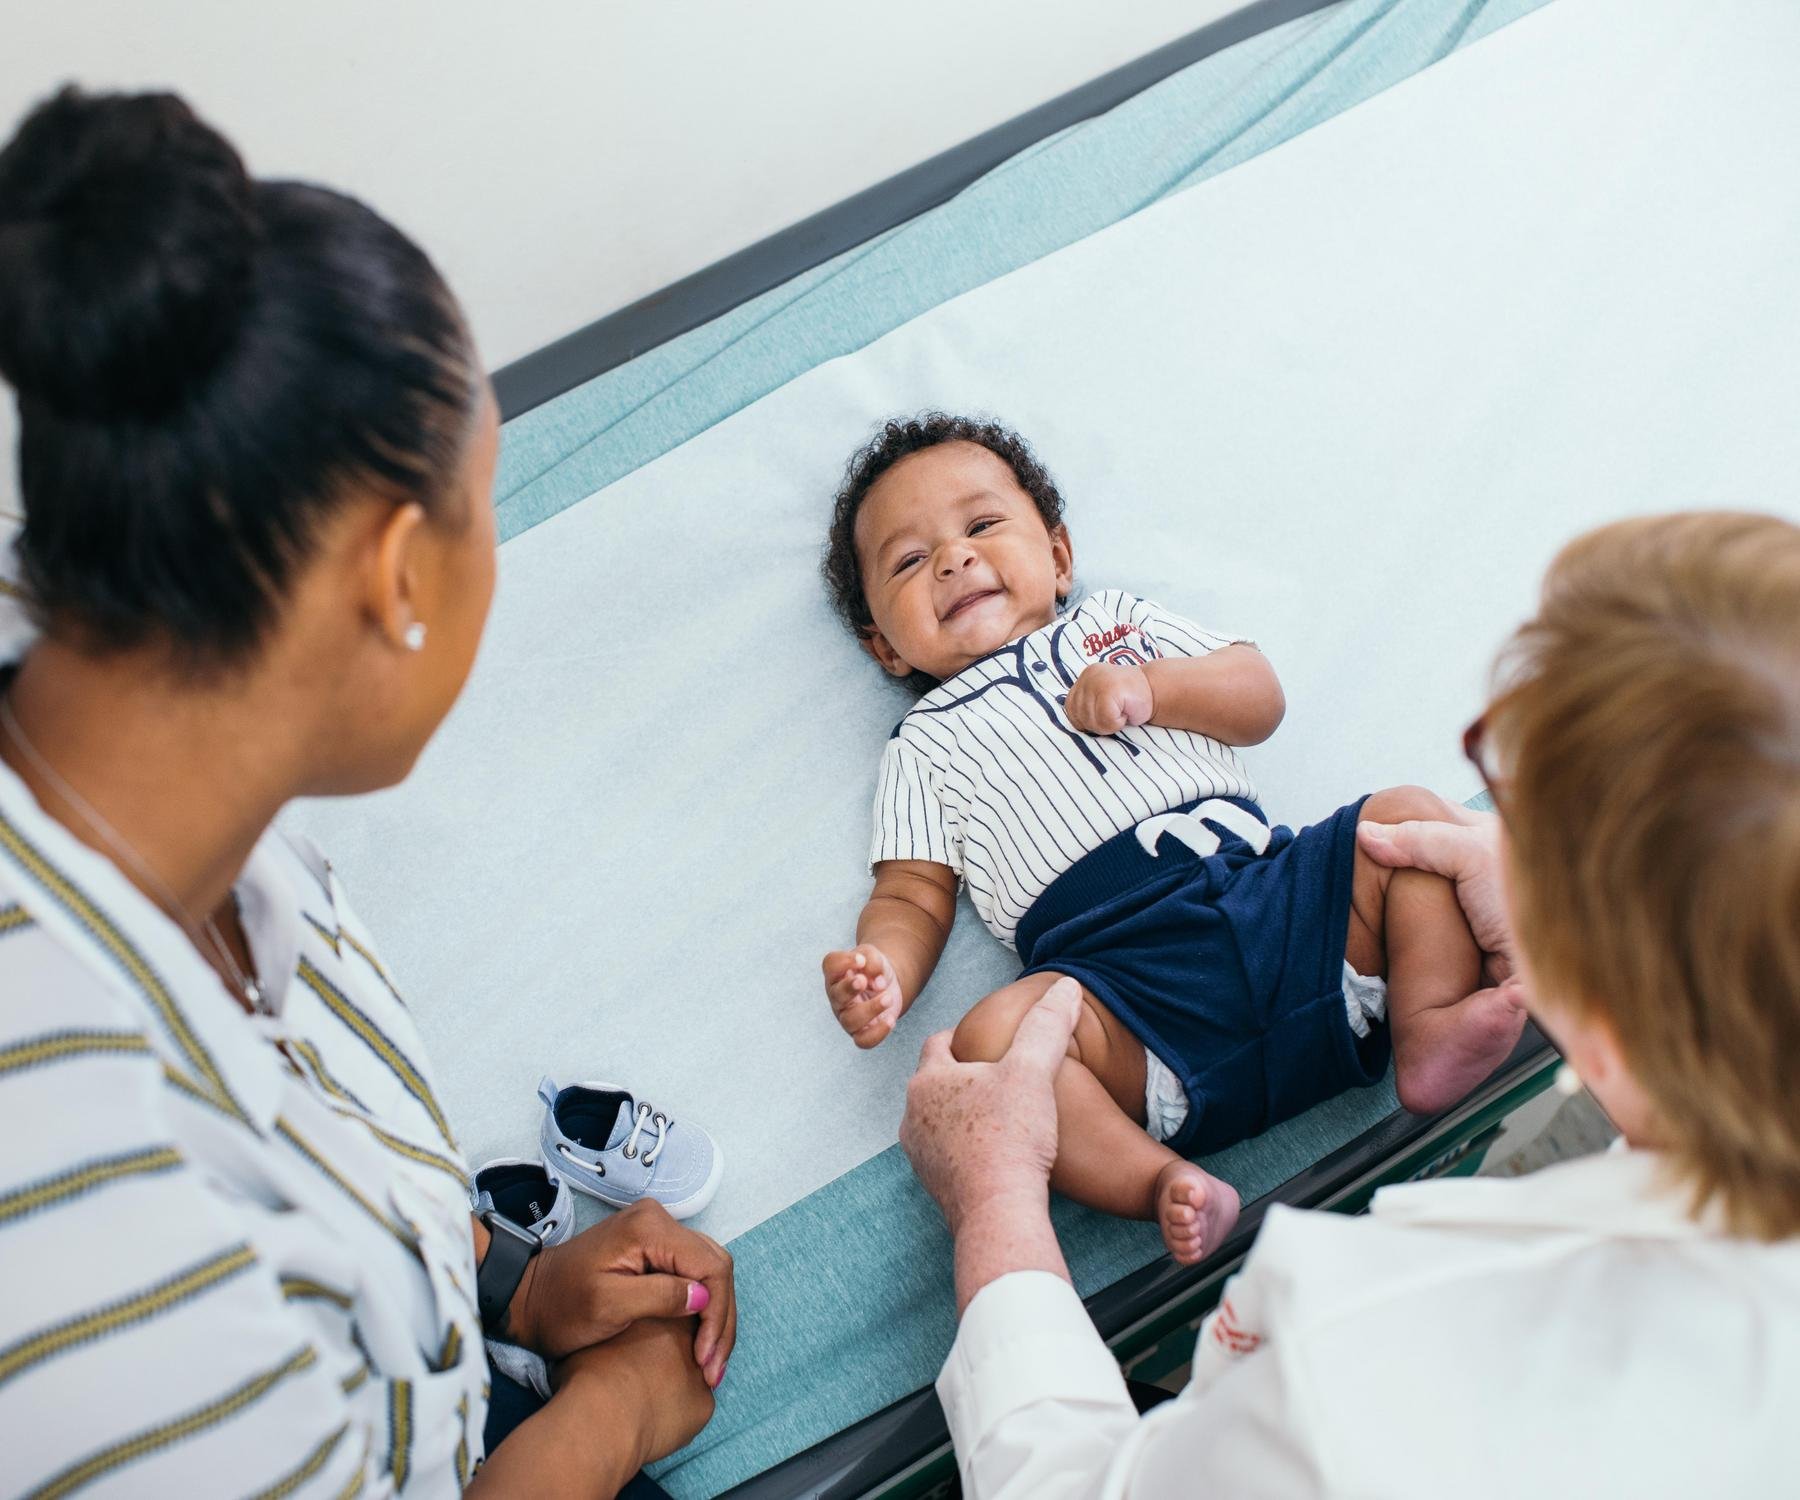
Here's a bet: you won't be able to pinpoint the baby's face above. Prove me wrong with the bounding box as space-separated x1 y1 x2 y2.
854 441 1073 681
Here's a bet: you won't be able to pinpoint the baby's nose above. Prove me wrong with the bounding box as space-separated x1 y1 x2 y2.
935 543 976 577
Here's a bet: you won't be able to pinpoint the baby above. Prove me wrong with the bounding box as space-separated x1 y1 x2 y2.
819 415 1528 1262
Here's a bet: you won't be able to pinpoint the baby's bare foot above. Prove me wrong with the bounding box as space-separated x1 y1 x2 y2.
1154 1159 1241 1266
1394 984 1529 1116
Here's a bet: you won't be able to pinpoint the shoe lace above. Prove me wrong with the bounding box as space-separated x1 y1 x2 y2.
622 1102 670 1166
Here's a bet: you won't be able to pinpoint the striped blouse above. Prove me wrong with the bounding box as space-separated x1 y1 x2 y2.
0 675 484 1493
869 589 1255 949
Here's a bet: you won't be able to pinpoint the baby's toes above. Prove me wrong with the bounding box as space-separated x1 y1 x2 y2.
1155 1162 1220 1265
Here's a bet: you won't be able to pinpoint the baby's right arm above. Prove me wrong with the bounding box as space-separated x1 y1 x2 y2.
821 859 958 1049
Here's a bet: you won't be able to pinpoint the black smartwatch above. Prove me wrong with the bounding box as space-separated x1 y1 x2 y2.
476 1207 542 1340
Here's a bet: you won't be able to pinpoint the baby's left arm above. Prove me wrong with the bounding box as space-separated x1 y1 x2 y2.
1064 645 1285 745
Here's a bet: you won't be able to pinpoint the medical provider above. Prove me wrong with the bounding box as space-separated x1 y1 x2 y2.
0 89 729 1496
903 510 1800 1497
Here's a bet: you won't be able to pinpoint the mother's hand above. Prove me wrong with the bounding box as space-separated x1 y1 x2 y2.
513 1199 736 1388
555 1318 717 1469
469 1319 715 1497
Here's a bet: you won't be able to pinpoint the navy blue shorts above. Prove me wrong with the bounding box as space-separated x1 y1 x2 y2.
1017 794 1388 1157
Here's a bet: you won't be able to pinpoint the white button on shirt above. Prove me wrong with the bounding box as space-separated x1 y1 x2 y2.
937 1147 1800 1498
0 728 484 1495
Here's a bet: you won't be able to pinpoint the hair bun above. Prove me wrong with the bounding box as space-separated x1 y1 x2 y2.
0 86 256 419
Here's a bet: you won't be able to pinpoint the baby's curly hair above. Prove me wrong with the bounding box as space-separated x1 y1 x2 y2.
822 413 1069 641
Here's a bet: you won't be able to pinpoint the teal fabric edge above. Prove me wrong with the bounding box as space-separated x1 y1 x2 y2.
492 0 1554 550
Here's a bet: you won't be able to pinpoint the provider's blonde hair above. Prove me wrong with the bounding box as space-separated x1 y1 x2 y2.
1487 512 1800 1239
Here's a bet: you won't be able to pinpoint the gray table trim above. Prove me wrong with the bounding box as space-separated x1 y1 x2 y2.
491 0 1342 421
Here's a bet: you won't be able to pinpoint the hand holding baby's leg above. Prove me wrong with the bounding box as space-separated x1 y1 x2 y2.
952 973 1241 1264
1382 869 1527 1113
1349 788 1528 1114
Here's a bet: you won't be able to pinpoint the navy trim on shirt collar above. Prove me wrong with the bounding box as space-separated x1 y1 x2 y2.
896 599 1138 773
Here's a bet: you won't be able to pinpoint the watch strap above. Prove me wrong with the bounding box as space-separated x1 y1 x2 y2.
477 1211 540 1340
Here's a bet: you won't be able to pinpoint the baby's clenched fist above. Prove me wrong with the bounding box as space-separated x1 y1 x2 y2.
821 943 903 1048
1063 661 1154 736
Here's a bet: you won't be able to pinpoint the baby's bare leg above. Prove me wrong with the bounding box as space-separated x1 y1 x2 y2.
1347 788 1528 1114
952 972 1239 1263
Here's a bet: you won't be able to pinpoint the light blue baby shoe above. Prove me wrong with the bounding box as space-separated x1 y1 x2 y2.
469 1156 575 1246
537 1075 723 1220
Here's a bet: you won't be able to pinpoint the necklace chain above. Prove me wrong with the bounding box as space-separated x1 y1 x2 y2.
0 694 263 1010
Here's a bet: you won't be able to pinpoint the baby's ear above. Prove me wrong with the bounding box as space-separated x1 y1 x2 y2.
1050 523 1075 596
861 627 916 679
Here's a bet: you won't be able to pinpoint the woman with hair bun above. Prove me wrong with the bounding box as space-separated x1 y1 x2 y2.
0 88 730 1497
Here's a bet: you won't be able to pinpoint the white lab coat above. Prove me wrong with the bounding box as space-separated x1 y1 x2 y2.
937 1146 1800 1498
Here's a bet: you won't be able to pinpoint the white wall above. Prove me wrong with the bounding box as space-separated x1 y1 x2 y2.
2 0 1240 499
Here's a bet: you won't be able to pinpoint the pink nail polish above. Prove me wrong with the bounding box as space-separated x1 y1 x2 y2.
686 1282 710 1314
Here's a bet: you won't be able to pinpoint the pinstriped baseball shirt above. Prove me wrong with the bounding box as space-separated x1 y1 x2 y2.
870 590 1256 949
0 666 484 1494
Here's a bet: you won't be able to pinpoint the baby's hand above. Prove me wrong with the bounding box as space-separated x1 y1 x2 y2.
822 944 903 1049
1064 662 1154 735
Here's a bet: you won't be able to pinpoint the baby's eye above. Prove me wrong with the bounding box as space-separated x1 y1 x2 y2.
891 553 924 577
969 518 1001 536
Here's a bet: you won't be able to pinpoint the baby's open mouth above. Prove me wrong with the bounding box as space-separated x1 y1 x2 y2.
942 588 1001 621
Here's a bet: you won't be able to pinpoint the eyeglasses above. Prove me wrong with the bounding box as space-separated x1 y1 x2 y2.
1463 710 1506 815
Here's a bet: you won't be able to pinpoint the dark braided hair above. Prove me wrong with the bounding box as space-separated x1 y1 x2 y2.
822 413 1069 648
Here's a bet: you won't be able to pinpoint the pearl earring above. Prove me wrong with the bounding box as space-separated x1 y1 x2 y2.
404 623 427 652
1554 1062 1583 1097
